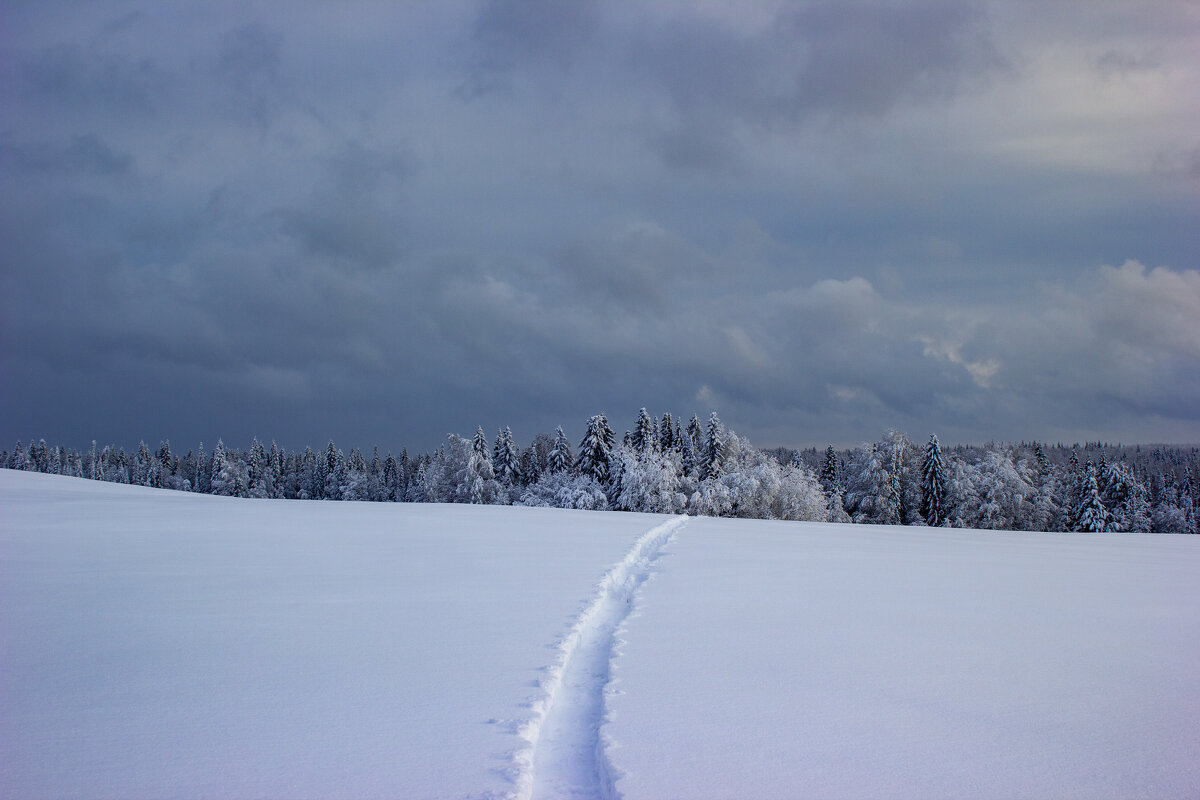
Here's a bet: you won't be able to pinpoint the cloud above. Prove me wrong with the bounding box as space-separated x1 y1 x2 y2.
1 1 1197 452
462 0 600 95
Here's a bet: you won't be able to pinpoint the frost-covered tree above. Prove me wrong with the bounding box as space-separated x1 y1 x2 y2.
323 440 345 500
843 443 899 525
548 426 572 473
473 427 492 472
700 411 724 480
631 408 657 454
519 471 609 510
659 413 676 451
611 444 687 514
1075 463 1111 532
920 434 946 526
819 446 839 493
1101 460 1150 532
576 414 615 485
494 427 522 485
688 434 825 521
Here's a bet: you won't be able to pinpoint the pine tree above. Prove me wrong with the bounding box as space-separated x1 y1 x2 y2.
919 434 946 526
659 413 676 451
576 413 615 484
548 426 572 473
632 408 657 454
211 440 227 493
819 446 838 492
473 427 492 472
700 411 724 480
686 415 702 453
495 427 521 484
1075 463 1110 532
1033 443 1050 481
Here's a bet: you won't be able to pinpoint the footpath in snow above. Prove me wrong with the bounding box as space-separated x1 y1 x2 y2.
0 469 668 800
513 514 688 800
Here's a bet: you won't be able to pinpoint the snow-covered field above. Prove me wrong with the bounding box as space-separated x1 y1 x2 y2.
2 469 1198 799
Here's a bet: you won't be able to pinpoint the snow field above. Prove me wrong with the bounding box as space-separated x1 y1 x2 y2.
518 514 687 800
3 469 1199 799
0 469 669 799
604 516 1200 799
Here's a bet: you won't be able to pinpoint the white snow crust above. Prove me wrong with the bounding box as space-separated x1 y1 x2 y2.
605 515 1200 799
0 470 664 799
3 470 1199 799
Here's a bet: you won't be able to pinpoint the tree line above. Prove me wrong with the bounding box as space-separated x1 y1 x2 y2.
4 410 1198 533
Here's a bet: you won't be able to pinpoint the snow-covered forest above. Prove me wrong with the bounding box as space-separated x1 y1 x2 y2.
5 410 1197 533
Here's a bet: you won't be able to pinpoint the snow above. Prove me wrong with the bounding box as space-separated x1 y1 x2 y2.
521 515 686 800
606 516 1200 799
3 469 1199 799
0 470 665 799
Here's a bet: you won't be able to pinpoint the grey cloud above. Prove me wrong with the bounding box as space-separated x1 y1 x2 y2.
19 43 169 113
213 23 285 127
0 134 133 176
1 1 1197 453
631 1 1004 170
463 0 600 95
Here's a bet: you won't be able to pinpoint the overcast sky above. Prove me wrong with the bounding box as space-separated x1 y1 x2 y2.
2 0 1198 454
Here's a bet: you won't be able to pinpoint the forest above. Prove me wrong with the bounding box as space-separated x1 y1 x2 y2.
5 410 1197 533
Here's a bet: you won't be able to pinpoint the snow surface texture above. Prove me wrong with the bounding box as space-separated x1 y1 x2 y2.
516 514 687 800
0 470 665 799
606 515 1200 800
3 469 1199 799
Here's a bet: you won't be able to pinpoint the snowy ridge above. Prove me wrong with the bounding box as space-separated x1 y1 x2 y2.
511 514 688 800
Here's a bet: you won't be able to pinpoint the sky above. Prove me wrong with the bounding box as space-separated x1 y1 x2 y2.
2 0 1198 454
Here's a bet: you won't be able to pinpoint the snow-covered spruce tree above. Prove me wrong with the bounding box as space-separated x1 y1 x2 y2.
631 407 657 454
210 440 228 495
323 441 345 500
700 411 724 480
686 415 702 452
920 434 946 526
842 443 900 525
680 432 698 477
473 427 492 472
576 413 615 485
548 426 572 473
1101 460 1151 532
819 446 839 493
521 445 541 485
248 437 276 499
494 427 522 486
659 413 676 452
1033 442 1050 482
1075 462 1111 532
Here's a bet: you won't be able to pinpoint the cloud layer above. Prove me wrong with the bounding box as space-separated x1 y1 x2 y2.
2 1 1198 451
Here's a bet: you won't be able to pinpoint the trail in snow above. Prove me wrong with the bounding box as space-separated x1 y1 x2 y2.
511 515 688 800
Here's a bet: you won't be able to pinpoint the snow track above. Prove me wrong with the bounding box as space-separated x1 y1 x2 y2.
512 515 688 800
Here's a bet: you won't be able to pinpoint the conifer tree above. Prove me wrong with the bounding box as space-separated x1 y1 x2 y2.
631 408 657 454
473 427 492 471
700 411 724 480
686 415 702 452
576 413 615 484
659 413 676 451
919 434 946 526
548 426 572 473
495 427 522 484
820 446 838 492
1075 462 1110 532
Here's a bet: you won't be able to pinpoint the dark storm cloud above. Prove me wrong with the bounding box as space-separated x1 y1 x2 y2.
627 1 1004 171
1 1 1198 454
463 0 600 95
